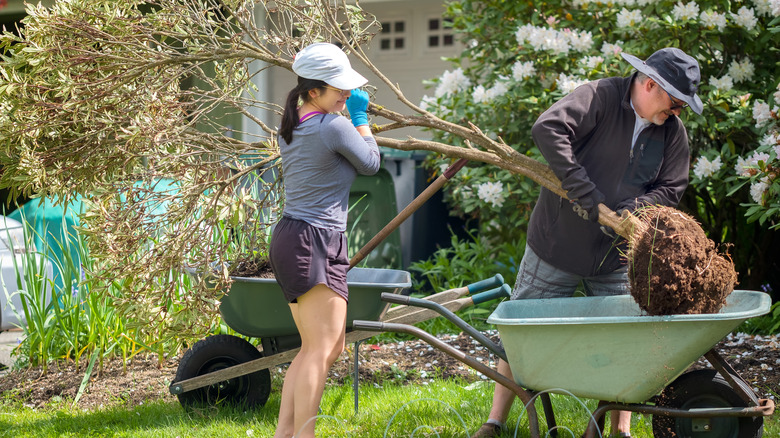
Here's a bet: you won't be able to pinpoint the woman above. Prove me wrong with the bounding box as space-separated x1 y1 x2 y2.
269 42 380 438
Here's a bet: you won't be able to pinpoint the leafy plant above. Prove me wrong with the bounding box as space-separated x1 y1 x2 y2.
420 0 780 294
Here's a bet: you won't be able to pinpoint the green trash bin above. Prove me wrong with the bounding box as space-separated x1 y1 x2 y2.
9 196 84 291
347 167 402 269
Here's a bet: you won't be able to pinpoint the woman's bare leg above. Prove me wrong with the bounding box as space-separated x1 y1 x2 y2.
273 302 301 438
274 285 346 438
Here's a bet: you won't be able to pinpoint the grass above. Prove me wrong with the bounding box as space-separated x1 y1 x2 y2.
0 376 776 437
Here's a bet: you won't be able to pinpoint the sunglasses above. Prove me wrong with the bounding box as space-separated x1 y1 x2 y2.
663 88 688 111
323 85 350 96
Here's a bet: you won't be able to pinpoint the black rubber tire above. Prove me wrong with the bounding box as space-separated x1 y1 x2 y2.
652 369 763 438
173 334 271 409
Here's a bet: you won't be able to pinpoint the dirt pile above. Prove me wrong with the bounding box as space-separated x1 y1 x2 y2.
627 206 738 315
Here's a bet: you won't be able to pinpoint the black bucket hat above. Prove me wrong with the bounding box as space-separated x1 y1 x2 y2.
621 48 703 115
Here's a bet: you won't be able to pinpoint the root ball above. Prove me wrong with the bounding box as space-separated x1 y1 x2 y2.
627 206 738 315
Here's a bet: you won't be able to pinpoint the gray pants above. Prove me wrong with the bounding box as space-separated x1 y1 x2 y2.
511 244 629 300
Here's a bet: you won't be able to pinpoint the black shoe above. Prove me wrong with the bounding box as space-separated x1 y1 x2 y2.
471 422 504 438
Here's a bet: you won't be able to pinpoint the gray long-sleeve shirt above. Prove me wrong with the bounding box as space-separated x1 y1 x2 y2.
279 113 380 231
528 74 691 276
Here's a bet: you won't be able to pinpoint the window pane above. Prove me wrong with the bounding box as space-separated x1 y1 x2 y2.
429 19 439 31
381 39 391 50
395 38 405 49
429 35 439 47
381 22 390 34
443 34 454 46
394 21 405 33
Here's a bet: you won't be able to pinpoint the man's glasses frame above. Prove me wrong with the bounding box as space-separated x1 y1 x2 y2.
663 88 688 111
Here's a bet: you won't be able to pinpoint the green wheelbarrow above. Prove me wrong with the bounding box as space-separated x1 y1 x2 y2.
168 269 509 410
354 290 775 438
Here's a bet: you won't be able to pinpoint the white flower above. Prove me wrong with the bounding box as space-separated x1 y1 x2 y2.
753 101 773 127
752 0 774 16
672 2 700 20
750 177 770 204
774 143 780 159
601 42 624 57
515 23 535 45
420 95 451 118
472 85 488 104
517 24 590 55
759 131 780 148
753 152 772 165
728 58 755 83
569 30 595 52
699 10 728 31
693 155 723 179
476 181 506 208
617 8 643 28
737 151 772 176
735 155 752 176
486 78 510 100
511 61 536 81
710 75 734 92
435 68 471 98
557 73 588 95
732 6 759 29
582 55 605 70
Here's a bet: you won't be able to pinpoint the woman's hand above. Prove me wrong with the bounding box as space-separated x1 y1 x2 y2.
346 89 369 127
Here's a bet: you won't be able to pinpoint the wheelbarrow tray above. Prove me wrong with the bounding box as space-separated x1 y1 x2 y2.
486 290 771 404
219 267 411 338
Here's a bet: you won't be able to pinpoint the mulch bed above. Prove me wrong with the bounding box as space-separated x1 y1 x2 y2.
0 331 776 411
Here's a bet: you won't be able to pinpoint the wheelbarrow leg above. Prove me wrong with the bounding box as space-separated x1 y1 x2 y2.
538 392 558 438
704 348 760 406
354 320 542 438
354 339 362 414
582 400 609 438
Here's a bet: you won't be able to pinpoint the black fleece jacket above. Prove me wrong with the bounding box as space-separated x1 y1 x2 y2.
527 73 690 277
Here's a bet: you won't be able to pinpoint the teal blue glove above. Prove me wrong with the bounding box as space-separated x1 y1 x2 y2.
346 89 369 127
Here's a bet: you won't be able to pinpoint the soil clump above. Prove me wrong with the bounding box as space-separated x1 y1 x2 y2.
628 206 738 315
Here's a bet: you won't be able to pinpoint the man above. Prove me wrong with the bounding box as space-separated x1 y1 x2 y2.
472 47 703 438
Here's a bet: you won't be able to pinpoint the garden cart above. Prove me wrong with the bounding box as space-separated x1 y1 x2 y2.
353 289 775 438
168 269 510 409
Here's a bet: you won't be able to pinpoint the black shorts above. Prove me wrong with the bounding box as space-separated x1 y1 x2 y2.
269 216 349 303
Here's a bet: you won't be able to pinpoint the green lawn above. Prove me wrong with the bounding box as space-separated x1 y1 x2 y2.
0 377 776 437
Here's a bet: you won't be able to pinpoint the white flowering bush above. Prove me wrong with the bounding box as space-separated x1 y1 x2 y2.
421 0 780 291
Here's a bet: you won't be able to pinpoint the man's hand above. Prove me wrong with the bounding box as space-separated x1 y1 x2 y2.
570 192 602 222
561 170 604 223
601 207 634 239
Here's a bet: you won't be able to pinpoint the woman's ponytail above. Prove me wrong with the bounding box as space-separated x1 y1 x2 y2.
279 86 302 144
278 77 328 144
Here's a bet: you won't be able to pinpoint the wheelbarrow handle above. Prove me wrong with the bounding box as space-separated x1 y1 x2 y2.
379 291 507 360
471 284 511 305
466 274 504 294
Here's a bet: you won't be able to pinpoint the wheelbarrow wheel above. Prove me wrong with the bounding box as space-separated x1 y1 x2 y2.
174 334 271 410
652 369 763 438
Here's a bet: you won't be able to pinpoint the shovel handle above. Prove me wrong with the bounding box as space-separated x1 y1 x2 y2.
349 158 468 269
